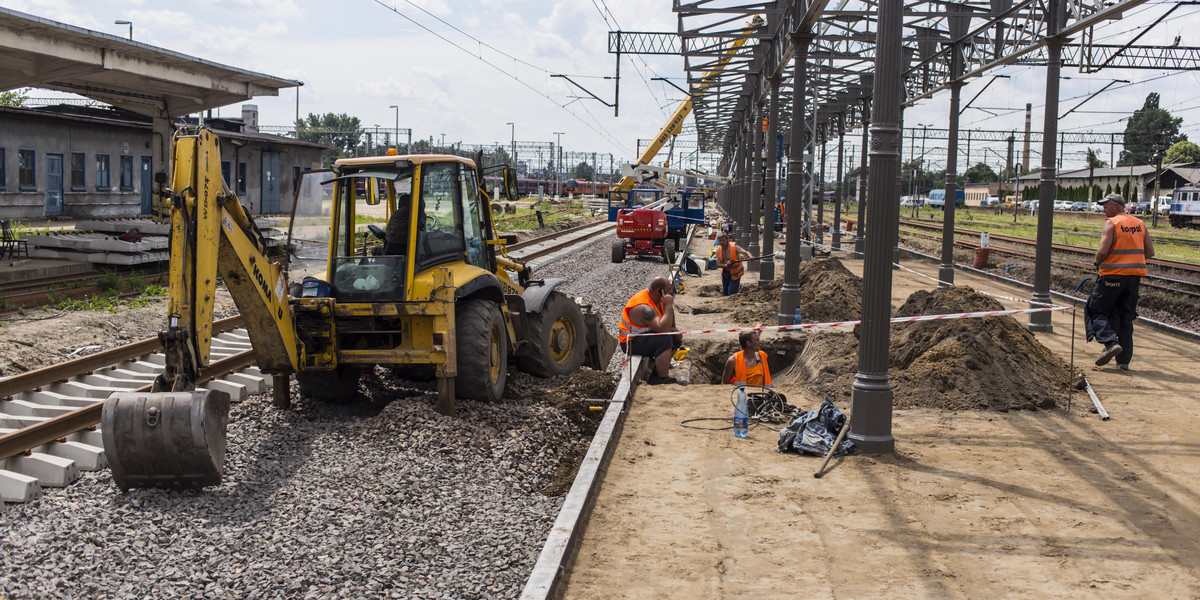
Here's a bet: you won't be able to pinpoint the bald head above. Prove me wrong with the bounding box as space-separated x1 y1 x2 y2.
649 276 672 293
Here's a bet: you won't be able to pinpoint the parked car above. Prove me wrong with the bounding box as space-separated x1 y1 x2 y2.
900 196 915 207
1089 202 1102 212
1070 202 1087 211
1053 200 1072 211
981 196 1000 207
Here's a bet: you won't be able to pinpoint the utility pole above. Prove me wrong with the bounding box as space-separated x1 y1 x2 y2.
1007 134 1017 223
389 105 399 151
553 132 565 197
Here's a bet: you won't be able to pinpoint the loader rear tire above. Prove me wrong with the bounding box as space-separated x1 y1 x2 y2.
295 366 362 404
456 299 508 402
518 291 587 378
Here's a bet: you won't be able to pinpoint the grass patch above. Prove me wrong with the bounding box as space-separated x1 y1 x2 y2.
492 206 591 233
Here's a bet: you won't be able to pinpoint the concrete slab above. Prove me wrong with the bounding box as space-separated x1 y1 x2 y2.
25 232 168 252
223 372 265 394
0 469 42 503
5 452 79 487
67 428 103 448
200 379 246 402
0 399 78 418
43 381 130 399
0 415 45 429
0 258 93 283
75 218 171 236
86 250 169 265
17 390 97 408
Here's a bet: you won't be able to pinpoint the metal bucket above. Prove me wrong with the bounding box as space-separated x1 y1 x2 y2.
101 389 231 490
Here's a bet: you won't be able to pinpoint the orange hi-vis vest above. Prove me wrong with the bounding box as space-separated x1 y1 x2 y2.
1100 213 1148 277
729 350 772 386
618 289 662 345
718 242 745 280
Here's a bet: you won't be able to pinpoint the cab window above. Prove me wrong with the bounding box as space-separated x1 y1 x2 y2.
460 167 487 269
416 162 464 269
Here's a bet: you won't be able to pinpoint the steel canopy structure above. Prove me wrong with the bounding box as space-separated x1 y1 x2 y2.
603 0 1200 453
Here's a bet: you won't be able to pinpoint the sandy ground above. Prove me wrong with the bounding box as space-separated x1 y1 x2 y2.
564 234 1200 599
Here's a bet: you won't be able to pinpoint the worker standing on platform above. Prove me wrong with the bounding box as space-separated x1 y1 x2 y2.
1087 193 1155 370
715 231 751 296
619 276 682 385
722 331 773 388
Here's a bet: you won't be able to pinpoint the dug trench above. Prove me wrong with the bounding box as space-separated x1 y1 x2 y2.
677 256 1073 412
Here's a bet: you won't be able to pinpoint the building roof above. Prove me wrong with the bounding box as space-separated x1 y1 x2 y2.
1017 163 1200 182
1 105 329 150
0 6 300 118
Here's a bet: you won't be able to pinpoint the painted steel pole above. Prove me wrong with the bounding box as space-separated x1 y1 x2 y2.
818 135 826 246
1030 0 1065 332
761 77 780 283
855 99 869 256
939 79 963 287
749 104 763 274
779 33 808 325
834 115 844 251
849 0 900 454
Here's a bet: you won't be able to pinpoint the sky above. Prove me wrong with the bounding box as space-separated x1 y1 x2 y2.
3 0 1200 175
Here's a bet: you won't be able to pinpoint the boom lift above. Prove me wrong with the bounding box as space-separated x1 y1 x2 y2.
102 128 615 490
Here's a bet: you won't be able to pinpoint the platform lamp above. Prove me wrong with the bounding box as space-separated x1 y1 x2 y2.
389 105 399 151
114 20 132 40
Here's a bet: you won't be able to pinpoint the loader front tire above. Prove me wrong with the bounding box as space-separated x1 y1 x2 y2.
295 366 362 404
518 291 587 378
456 299 508 402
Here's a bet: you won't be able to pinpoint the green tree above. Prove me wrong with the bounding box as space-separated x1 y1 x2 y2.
1164 140 1200 164
1105 183 1112 196
1119 93 1185 167
0 88 28 107
490 146 512 167
295 113 363 167
574 161 595 180
963 162 998 183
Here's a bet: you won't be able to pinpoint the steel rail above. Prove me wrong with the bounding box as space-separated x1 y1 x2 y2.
898 218 1200 274
0 315 245 400
0 348 256 462
507 223 616 263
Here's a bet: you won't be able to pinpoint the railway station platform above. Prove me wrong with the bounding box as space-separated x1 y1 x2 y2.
563 244 1200 599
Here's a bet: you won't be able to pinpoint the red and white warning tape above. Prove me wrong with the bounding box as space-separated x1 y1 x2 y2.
892 261 1062 308
628 304 1073 339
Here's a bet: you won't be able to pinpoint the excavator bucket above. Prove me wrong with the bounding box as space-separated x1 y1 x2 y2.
582 307 617 370
101 390 231 490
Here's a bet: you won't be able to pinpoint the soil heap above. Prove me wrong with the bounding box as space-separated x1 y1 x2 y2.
687 257 1072 412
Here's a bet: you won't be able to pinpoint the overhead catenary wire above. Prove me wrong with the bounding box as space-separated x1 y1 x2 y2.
372 0 631 155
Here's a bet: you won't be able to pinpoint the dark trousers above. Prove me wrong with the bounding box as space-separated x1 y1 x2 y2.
1086 274 1140 365
721 271 741 296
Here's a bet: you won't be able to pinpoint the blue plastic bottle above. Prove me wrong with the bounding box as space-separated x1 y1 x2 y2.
793 307 803 330
734 388 749 438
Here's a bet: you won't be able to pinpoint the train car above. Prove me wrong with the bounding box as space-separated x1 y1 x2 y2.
1169 186 1200 228
927 189 966 209
564 180 612 195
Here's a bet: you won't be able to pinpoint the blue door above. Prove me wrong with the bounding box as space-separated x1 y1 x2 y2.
140 156 153 214
261 151 280 214
45 153 64 214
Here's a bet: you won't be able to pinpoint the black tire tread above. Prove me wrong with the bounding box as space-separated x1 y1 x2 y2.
518 291 587 378
456 300 507 401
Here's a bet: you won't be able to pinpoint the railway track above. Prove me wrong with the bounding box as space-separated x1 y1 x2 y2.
898 218 1200 299
0 221 617 503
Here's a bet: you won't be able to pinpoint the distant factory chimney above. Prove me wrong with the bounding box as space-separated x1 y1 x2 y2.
242 104 259 133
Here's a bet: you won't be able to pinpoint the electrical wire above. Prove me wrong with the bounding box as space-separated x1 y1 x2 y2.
372 0 632 155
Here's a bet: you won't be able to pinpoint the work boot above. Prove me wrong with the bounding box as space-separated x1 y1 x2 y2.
1096 343 1123 366
1117 363 1129 371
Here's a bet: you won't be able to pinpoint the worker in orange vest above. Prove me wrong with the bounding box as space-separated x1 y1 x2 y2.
1087 193 1155 370
722 331 773 388
715 231 752 296
618 275 682 385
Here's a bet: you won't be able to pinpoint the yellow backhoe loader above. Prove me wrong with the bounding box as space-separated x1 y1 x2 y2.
101 128 615 490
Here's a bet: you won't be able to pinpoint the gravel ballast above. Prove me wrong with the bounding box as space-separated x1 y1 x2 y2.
0 232 667 600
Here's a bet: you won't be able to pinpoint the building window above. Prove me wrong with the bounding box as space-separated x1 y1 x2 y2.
0 148 6 189
237 162 247 194
222 161 231 188
120 155 134 190
96 154 111 189
18 149 36 190
71 152 86 190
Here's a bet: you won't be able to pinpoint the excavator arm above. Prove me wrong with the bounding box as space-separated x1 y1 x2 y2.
104 128 300 490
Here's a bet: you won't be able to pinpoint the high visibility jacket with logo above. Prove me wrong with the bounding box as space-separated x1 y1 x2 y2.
1099 213 1148 277
618 289 662 345
718 243 745 280
728 350 772 386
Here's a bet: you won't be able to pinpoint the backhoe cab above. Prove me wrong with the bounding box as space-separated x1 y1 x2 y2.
101 129 614 491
